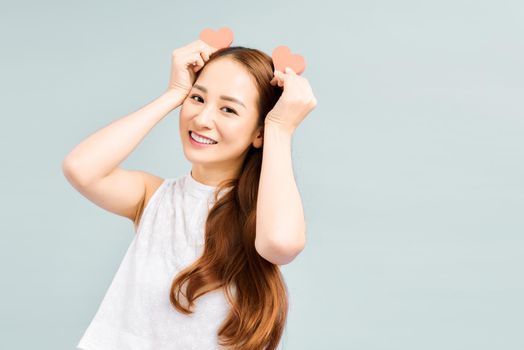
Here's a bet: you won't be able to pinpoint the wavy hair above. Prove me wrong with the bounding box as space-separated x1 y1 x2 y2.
169 46 287 350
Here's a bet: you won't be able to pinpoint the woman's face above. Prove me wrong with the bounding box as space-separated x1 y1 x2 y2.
179 57 263 176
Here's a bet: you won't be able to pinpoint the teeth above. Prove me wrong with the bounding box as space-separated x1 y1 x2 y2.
191 132 217 144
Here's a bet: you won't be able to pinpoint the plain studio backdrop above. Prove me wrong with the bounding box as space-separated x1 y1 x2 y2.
1 0 522 349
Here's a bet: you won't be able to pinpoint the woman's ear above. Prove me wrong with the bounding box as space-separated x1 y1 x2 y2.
252 126 264 148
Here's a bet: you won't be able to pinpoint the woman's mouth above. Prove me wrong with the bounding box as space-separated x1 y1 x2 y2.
189 131 218 146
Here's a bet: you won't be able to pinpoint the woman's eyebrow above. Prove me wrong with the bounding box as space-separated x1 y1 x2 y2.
193 84 246 109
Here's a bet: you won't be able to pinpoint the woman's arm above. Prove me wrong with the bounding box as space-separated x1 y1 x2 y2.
62 90 185 186
255 122 306 266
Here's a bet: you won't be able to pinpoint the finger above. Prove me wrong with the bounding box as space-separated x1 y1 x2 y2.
271 75 285 86
195 40 217 58
273 71 284 82
197 39 212 51
191 55 205 72
274 71 288 85
192 55 205 67
200 50 210 63
275 69 292 81
285 67 297 75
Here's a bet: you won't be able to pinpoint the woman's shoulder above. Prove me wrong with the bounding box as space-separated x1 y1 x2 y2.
144 173 167 205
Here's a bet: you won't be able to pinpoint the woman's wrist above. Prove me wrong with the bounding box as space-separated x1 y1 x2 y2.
264 119 295 138
162 89 188 109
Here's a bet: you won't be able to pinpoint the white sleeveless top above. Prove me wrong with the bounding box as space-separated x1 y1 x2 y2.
77 172 234 350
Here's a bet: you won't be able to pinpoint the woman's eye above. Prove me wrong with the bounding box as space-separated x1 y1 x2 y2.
190 95 203 102
222 107 237 114
190 95 237 115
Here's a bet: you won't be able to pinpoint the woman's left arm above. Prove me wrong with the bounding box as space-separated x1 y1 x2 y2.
255 67 317 265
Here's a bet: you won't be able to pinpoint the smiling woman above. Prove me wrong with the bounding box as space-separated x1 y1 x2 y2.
66 42 298 350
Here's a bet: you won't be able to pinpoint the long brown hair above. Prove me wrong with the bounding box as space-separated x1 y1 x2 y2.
170 46 287 350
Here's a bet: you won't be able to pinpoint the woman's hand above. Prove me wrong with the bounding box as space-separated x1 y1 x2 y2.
267 67 317 135
166 39 218 97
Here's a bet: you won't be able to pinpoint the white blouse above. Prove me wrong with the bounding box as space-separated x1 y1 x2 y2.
77 172 234 349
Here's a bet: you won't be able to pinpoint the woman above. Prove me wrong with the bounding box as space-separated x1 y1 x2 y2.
63 39 317 350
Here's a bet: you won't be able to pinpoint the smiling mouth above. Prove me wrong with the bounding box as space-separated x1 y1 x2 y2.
189 131 218 144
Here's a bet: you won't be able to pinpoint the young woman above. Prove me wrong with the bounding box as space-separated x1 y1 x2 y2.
63 39 317 350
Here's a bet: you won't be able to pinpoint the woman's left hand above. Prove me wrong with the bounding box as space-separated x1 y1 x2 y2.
266 67 317 135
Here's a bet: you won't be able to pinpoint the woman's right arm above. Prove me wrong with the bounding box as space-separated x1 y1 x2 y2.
61 40 218 227
62 89 184 187
61 90 185 227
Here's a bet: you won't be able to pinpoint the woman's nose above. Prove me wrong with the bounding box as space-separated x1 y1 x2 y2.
194 106 215 124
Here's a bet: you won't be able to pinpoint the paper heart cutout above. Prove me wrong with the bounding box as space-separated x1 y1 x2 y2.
199 27 234 49
271 45 306 75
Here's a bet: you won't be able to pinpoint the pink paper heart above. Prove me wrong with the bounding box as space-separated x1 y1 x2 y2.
271 45 306 75
199 27 234 49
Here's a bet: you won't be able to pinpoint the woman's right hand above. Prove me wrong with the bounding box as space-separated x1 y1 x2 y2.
166 39 218 98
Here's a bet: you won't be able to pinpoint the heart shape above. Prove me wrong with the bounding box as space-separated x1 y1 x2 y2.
271 45 306 75
199 27 234 49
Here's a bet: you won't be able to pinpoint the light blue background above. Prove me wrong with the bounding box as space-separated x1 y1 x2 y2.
1 0 523 349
